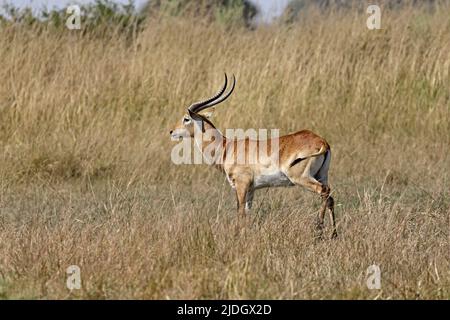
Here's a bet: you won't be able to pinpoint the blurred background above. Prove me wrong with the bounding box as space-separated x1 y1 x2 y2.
0 0 443 26
3 0 290 24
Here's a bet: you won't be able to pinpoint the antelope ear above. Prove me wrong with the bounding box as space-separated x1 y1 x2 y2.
201 107 215 119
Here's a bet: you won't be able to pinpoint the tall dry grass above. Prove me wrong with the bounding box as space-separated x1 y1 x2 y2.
0 5 448 299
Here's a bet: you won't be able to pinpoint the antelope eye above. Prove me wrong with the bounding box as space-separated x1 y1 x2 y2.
183 117 190 123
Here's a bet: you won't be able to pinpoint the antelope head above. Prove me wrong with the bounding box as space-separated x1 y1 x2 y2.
170 73 236 140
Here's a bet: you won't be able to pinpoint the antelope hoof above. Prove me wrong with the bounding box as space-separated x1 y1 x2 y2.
314 222 324 240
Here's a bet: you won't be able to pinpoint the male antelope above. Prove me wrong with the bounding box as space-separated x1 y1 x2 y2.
170 74 337 238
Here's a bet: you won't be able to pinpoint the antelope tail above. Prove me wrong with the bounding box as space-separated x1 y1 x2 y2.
289 145 328 168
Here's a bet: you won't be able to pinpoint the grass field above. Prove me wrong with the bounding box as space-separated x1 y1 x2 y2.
0 4 449 299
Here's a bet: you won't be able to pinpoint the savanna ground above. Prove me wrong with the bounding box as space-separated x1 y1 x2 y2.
0 3 449 299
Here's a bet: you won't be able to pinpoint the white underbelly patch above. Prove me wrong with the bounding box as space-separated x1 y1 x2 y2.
253 171 294 189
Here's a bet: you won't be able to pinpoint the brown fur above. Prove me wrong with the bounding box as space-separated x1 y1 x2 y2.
170 113 337 238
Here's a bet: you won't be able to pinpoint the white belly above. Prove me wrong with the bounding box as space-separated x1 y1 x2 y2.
254 171 294 189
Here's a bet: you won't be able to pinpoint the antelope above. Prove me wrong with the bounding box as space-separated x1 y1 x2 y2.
170 74 337 238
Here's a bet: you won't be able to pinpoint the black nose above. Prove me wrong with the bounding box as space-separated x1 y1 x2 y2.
170 130 173 135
